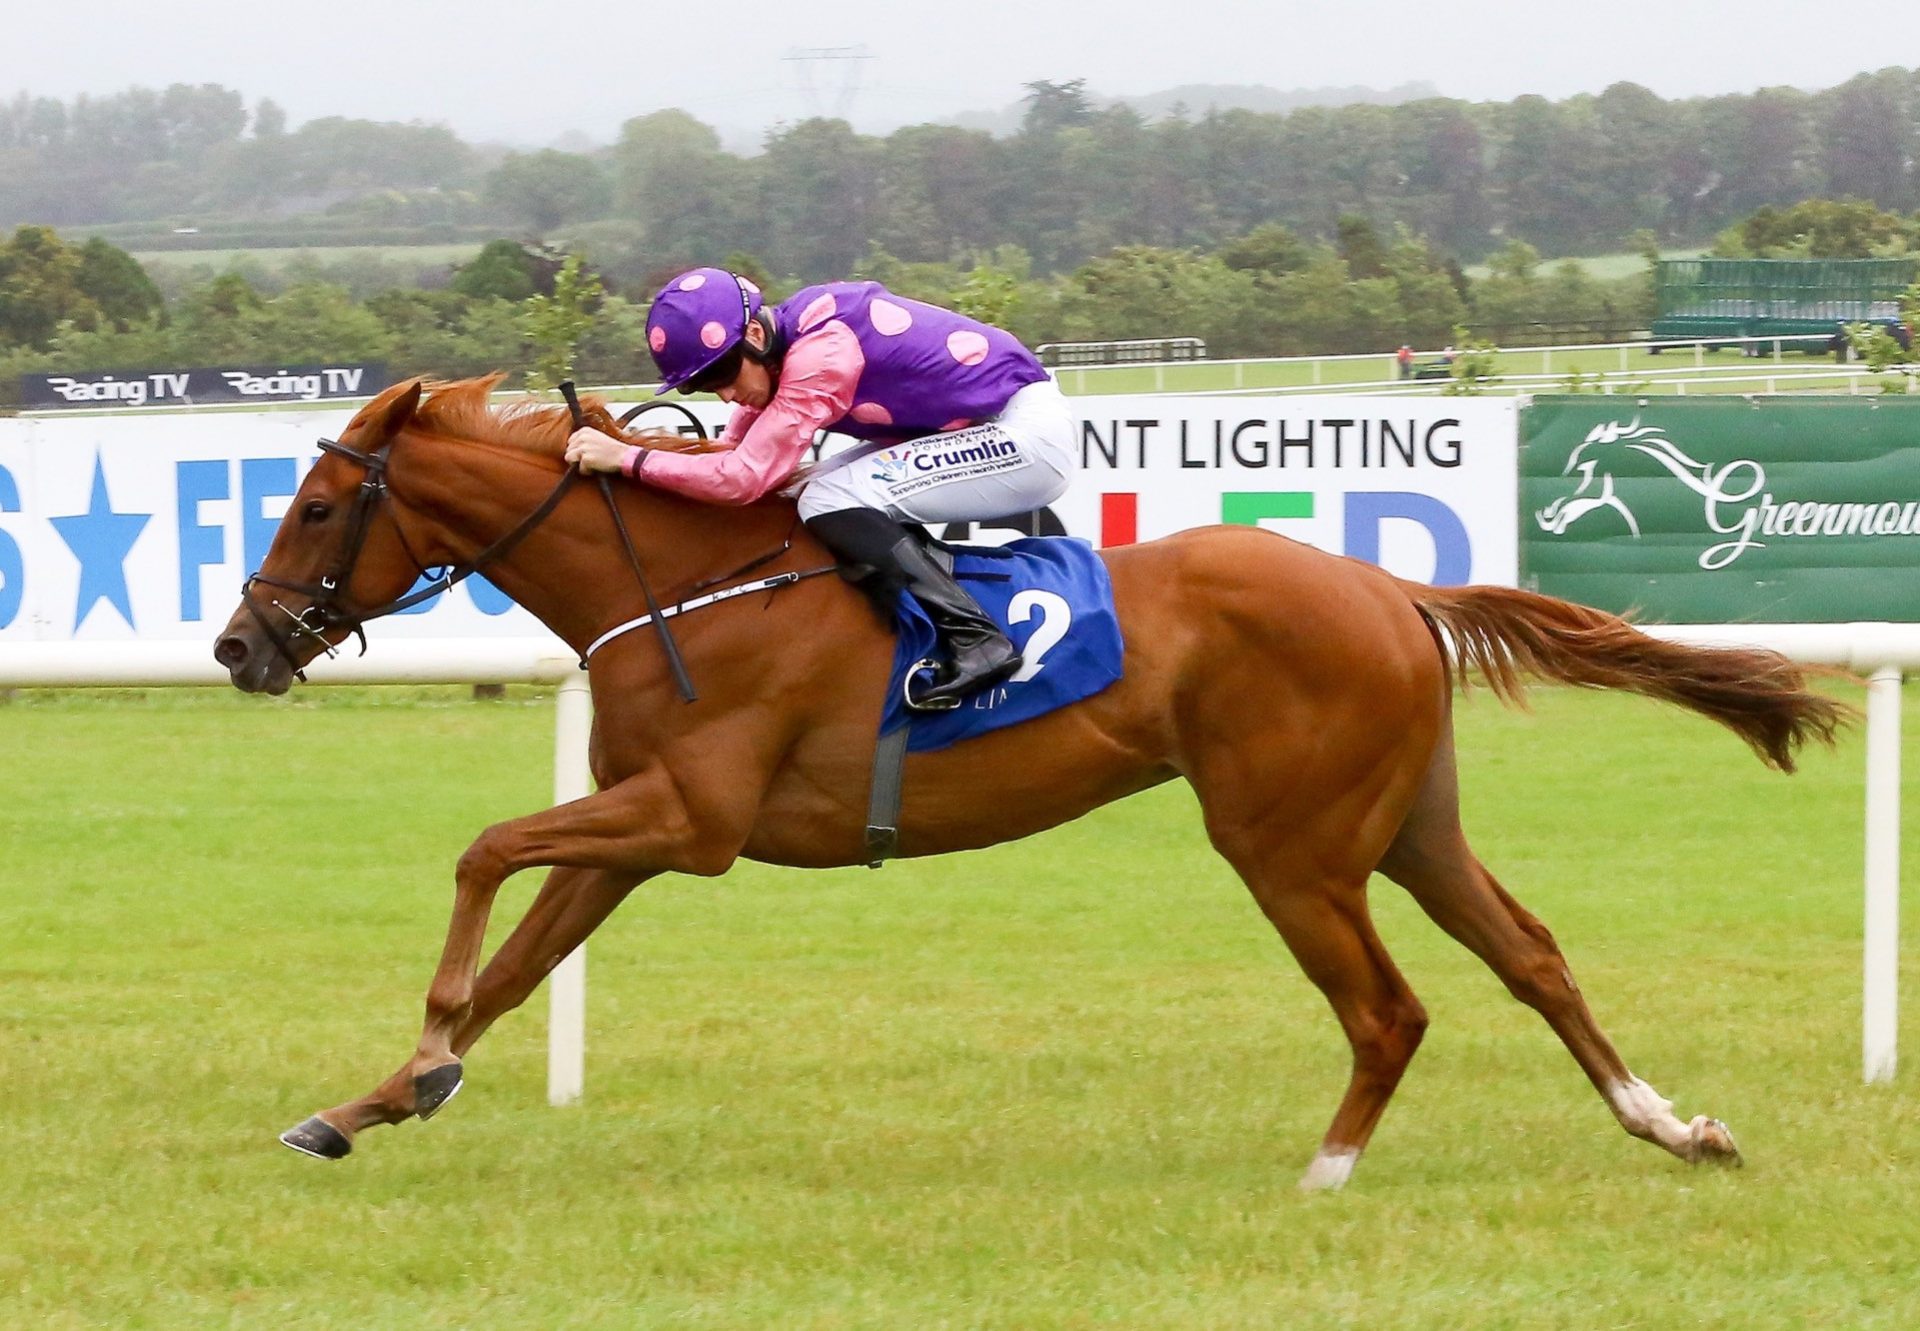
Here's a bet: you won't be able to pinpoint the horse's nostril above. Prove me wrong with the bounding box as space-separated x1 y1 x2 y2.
214 635 251 670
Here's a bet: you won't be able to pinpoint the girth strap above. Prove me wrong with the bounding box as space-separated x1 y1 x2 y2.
864 723 912 867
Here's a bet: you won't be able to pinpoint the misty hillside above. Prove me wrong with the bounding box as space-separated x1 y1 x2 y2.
6 67 1916 271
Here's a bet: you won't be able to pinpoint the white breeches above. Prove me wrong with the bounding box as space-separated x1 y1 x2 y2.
796 379 1076 524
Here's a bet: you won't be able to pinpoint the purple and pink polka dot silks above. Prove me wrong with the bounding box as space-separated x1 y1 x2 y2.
772 282 1050 444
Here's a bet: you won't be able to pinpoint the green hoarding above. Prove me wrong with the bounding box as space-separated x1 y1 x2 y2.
1520 396 1920 622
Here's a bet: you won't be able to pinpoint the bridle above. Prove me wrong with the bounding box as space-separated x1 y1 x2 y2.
237 396 754 698
239 434 582 684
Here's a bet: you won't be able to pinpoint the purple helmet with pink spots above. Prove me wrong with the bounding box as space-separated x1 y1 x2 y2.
645 267 763 394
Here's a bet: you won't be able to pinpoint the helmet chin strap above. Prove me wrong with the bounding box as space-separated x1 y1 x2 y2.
740 310 784 370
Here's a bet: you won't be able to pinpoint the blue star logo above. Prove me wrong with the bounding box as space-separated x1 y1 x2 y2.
50 456 152 631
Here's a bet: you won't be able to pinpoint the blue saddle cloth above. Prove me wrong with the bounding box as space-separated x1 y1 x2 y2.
882 537 1124 753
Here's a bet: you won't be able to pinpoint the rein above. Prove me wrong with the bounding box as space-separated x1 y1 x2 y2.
561 382 696 703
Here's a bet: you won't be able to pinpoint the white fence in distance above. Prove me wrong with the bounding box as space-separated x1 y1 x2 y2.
1052 333 1913 397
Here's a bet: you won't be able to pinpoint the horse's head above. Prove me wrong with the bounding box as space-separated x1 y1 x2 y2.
214 379 427 694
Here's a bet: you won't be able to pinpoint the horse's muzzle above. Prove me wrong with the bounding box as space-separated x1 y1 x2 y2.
214 628 295 695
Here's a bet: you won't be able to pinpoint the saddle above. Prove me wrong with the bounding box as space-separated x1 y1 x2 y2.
864 535 1125 865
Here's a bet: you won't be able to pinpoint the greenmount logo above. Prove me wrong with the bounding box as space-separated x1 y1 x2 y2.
1535 417 1920 570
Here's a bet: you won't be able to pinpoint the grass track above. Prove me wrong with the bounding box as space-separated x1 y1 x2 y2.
2 684 1918 1328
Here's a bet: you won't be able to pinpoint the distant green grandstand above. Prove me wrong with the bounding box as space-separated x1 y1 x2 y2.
1650 257 1916 349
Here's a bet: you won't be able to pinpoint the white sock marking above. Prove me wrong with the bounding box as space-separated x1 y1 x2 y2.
1606 1076 1692 1153
1300 1148 1359 1191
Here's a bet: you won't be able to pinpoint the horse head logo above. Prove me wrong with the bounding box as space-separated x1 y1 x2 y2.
1535 417 1744 537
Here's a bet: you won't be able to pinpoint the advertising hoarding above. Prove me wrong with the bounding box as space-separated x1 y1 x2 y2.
1521 396 1920 622
0 393 1517 644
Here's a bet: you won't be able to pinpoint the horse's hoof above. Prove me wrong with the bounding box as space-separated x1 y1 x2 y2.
1689 1115 1743 1167
413 1060 464 1121
280 1115 352 1160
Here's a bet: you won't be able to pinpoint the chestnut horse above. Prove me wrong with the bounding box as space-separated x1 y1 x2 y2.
214 377 1844 1188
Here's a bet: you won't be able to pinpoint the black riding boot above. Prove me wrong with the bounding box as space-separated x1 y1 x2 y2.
805 507 1023 711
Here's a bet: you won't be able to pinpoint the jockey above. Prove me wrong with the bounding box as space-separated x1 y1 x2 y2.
565 267 1076 711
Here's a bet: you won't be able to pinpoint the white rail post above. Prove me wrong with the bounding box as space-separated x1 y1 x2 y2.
548 672 593 1105
1864 665 1902 1083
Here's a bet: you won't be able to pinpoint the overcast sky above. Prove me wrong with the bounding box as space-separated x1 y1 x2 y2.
11 1 1911 148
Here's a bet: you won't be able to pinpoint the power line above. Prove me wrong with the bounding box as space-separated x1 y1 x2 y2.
782 45 874 120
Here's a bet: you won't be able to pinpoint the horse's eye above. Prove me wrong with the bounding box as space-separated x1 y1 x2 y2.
302 500 332 524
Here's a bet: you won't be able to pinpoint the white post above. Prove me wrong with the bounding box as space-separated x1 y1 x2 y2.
1864 666 1901 1083
548 672 593 1106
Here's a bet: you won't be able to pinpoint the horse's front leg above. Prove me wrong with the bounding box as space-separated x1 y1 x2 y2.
280 761 745 1160
451 864 646 1058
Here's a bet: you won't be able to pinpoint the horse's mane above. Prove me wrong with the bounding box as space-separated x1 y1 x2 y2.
396 374 713 457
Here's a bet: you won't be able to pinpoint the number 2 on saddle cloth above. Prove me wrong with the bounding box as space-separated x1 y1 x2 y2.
881 537 1125 753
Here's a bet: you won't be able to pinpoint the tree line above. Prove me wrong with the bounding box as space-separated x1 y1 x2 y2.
5 69 1920 281
0 219 1658 407
4 199 1917 407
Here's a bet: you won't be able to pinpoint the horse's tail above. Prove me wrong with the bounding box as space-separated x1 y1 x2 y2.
1402 582 1850 773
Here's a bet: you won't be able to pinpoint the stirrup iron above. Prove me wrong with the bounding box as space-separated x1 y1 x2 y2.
903 657 962 713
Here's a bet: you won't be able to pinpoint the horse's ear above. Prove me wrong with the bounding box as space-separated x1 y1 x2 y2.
346 378 424 449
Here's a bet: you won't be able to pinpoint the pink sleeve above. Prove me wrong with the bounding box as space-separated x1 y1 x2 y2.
634 325 863 504
719 403 759 444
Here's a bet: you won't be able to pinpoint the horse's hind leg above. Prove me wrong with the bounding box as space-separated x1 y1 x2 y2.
1208 825 1429 1190
1376 711 1742 1168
